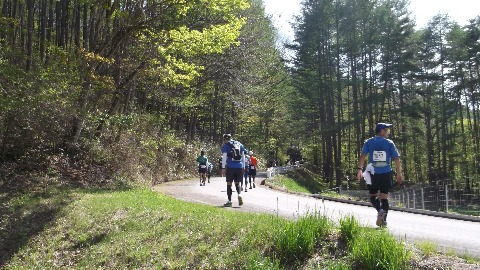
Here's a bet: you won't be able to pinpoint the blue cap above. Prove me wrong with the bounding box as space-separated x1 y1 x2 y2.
375 123 393 133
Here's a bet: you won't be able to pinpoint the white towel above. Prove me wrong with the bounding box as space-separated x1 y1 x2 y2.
362 163 375 185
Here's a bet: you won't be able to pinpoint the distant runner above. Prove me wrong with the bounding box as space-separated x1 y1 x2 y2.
249 151 258 189
196 150 209 186
243 152 250 192
357 123 403 227
206 161 213 183
221 134 247 207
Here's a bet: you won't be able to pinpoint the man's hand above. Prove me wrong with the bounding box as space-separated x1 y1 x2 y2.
242 167 246 173
396 173 403 185
357 169 363 181
221 169 226 177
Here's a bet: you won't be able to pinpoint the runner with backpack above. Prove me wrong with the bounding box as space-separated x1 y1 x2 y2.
221 134 247 207
196 150 209 186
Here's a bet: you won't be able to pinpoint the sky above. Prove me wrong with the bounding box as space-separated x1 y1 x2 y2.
263 0 480 44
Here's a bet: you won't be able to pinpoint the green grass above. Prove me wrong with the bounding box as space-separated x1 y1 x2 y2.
459 251 480 264
417 241 439 257
271 175 312 193
450 205 480 217
275 212 332 263
339 215 411 269
281 165 329 193
2 188 285 269
2 186 476 269
351 229 411 270
339 215 361 247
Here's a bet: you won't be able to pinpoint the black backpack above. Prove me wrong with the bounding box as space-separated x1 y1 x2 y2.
227 141 242 162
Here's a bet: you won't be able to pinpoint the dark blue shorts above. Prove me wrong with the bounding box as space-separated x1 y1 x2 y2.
368 171 393 194
226 168 243 183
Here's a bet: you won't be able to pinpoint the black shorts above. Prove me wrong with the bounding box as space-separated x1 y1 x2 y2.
226 168 243 183
368 171 393 194
249 169 257 176
198 164 207 174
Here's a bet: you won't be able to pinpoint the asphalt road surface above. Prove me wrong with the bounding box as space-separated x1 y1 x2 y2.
154 174 480 257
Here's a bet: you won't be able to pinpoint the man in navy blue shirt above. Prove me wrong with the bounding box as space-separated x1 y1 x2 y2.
357 123 403 226
221 134 247 207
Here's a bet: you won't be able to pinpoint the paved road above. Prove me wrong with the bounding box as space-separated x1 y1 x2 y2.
154 175 480 257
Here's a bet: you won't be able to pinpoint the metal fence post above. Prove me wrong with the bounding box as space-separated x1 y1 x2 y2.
445 184 449 212
421 188 425 210
413 191 416 209
407 191 410 208
402 193 405 208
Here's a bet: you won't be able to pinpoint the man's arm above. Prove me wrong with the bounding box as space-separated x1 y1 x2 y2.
221 153 227 176
356 153 366 181
242 152 246 172
394 157 403 184
221 153 227 169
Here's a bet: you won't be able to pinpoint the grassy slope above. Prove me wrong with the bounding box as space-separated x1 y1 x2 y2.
269 166 329 194
1 186 478 269
2 188 283 269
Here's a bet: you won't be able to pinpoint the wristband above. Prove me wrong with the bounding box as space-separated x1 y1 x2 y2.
357 167 363 170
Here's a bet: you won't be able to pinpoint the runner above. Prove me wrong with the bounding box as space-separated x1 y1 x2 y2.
196 150 209 186
221 134 247 207
356 123 403 227
249 151 258 189
243 152 250 192
206 161 213 183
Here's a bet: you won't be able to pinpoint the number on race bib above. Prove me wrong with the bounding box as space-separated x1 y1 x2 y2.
373 151 387 162
200 165 207 169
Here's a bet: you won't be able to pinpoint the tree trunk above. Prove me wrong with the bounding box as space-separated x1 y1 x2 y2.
26 0 33 71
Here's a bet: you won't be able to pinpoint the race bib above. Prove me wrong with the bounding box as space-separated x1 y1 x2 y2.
250 165 255 170
373 151 387 162
200 165 207 169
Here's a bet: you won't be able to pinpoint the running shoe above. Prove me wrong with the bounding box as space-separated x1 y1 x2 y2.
253 183 256 188
238 195 243 206
376 209 385 226
224 201 232 207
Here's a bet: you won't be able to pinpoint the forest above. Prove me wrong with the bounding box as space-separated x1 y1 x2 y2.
1 0 480 193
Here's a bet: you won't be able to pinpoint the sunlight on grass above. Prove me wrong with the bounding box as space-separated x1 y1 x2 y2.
4 189 283 269
4 188 474 269
272 175 311 193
